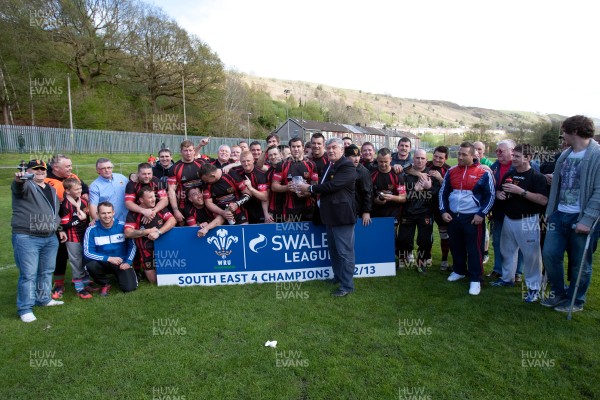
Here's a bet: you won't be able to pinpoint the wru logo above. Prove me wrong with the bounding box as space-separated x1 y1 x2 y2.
207 228 238 259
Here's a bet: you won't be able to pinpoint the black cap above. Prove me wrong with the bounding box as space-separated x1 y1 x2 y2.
344 144 360 157
27 159 47 170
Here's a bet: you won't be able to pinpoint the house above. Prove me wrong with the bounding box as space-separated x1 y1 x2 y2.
273 119 420 150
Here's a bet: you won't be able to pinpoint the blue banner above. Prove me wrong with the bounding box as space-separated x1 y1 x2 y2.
155 218 396 286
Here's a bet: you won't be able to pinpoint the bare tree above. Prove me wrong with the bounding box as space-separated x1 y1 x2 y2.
43 0 139 88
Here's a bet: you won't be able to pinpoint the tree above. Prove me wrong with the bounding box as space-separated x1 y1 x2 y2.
43 0 139 88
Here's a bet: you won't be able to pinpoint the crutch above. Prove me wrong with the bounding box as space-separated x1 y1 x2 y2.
567 216 600 320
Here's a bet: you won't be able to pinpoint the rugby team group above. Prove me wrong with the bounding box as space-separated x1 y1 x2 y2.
11 115 600 322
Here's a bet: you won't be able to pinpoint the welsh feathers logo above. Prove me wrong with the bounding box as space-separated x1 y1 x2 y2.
249 234 268 253
207 228 238 259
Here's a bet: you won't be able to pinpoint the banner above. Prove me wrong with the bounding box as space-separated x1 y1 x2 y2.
155 218 396 286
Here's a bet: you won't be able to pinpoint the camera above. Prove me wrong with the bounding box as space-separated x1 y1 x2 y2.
20 173 35 180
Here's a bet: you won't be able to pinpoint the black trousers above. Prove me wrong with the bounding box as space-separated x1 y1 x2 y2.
397 213 434 261
85 260 138 293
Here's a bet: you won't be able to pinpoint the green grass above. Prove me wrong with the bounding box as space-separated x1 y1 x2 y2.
0 153 599 399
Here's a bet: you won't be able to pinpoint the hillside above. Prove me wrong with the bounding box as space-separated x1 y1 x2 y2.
242 74 564 131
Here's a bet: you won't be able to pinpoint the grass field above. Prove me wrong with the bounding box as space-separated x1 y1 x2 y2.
1 153 599 399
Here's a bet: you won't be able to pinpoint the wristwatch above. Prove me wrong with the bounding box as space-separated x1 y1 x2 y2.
521 190 528 197
157 229 162 236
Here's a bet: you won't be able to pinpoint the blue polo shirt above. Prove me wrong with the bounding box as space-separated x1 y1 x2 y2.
89 173 128 222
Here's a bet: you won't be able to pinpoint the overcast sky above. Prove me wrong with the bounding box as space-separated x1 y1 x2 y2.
152 0 598 118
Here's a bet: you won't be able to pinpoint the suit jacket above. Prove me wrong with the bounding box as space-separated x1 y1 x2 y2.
312 157 356 226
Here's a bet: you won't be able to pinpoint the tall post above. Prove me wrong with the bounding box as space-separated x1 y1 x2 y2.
284 89 291 138
247 112 252 141
29 72 35 126
67 74 74 151
182 74 187 140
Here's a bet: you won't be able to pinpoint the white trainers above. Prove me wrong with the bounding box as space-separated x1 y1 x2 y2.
440 261 450 271
447 272 465 282
469 282 481 295
44 299 64 307
20 312 37 323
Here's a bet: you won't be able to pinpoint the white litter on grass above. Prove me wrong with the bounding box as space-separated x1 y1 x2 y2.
264 340 277 348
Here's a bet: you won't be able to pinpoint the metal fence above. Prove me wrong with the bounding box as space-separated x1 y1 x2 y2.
0 125 261 156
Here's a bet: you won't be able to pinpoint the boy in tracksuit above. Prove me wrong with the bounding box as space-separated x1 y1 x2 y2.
439 142 495 295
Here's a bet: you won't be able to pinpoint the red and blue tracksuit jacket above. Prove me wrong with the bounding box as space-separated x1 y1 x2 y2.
439 161 494 218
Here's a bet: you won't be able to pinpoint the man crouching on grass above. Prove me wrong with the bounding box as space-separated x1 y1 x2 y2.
83 201 137 296
124 187 176 284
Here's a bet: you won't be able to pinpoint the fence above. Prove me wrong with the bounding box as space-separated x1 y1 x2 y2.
0 125 260 156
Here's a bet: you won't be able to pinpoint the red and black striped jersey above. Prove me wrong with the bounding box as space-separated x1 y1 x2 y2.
124 177 167 203
232 166 269 223
59 197 90 243
272 159 318 217
167 159 206 209
311 154 329 179
371 169 405 218
124 210 173 263
182 203 214 226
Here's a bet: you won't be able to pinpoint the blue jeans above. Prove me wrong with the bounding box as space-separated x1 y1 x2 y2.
542 212 600 306
13 233 59 316
491 218 523 275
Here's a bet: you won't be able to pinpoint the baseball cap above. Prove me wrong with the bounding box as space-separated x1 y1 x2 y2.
27 159 47 170
344 144 360 157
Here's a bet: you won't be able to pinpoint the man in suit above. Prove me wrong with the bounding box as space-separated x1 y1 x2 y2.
297 137 357 297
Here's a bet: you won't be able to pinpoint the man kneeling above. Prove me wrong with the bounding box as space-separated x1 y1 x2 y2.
83 201 138 296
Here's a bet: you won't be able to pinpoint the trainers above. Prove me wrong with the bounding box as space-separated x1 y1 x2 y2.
51 285 64 299
554 303 583 313
447 272 465 282
469 282 481 295
44 299 64 306
483 255 489 264
84 284 101 293
77 290 93 299
486 271 501 279
514 274 523 283
440 261 450 271
100 285 111 297
524 289 539 303
20 312 37 323
490 279 514 287
540 294 565 308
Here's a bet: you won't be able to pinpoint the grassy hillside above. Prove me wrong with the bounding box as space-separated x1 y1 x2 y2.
243 74 562 130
